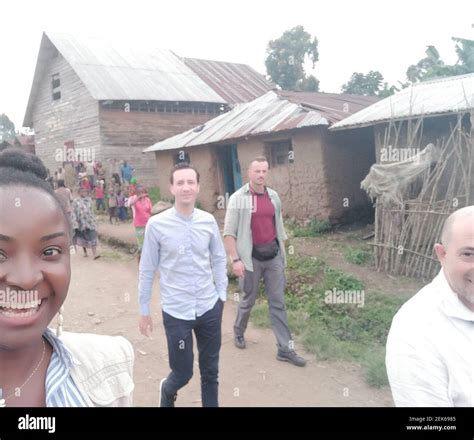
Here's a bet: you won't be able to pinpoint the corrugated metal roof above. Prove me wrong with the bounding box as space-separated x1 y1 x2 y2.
24 32 226 126
331 73 474 130
183 58 275 104
144 90 375 153
279 91 379 124
47 32 226 103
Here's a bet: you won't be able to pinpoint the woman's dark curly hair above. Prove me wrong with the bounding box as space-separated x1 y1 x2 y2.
0 148 71 232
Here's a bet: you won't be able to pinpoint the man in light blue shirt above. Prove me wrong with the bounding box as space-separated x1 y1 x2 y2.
138 163 228 407
120 161 134 183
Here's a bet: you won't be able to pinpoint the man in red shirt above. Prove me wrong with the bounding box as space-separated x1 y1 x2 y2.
224 157 306 367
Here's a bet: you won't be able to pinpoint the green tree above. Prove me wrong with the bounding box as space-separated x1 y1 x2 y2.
341 70 397 97
378 82 399 98
452 37 474 72
265 26 319 91
406 38 474 83
0 114 16 146
406 46 445 82
299 74 320 92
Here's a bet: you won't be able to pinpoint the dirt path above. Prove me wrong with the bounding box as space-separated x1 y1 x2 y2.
63 236 393 407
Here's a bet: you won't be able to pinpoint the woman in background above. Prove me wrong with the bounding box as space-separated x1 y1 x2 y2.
127 185 152 262
72 188 100 259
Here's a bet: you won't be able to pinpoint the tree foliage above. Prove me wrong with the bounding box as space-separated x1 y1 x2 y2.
341 71 397 97
406 38 474 83
265 26 320 91
0 114 16 145
453 37 474 71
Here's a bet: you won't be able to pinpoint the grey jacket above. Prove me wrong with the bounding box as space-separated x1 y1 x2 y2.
223 183 288 272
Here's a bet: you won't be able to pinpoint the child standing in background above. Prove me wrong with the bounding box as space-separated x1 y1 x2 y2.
108 188 118 224
80 175 91 192
116 190 127 222
127 185 152 263
95 180 106 212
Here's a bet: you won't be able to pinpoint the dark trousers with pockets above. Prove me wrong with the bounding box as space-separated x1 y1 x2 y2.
162 298 223 407
234 254 293 353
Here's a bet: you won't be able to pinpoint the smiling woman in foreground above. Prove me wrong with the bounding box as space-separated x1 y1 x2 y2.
0 148 134 407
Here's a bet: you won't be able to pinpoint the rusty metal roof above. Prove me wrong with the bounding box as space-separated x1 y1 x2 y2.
279 91 379 124
183 58 275 104
144 90 376 153
24 32 226 126
331 73 474 130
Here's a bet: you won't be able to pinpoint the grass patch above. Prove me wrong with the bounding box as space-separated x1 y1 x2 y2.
250 303 271 328
344 246 372 265
147 186 161 205
249 253 410 387
98 233 137 254
363 347 389 387
287 218 331 237
286 254 326 278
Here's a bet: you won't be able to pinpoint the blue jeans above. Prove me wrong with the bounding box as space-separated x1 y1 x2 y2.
96 198 106 211
162 298 224 407
118 206 127 221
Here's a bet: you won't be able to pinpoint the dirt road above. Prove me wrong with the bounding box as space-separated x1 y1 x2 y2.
63 239 393 407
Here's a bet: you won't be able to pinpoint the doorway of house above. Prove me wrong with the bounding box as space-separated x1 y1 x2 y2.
218 144 242 195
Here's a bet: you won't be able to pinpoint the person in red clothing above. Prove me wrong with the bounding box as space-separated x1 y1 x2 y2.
223 157 306 367
127 185 152 262
128 177 138 197
94 180 106 212
80 175 91 192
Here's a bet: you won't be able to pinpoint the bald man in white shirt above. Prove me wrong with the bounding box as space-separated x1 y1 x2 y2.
386 205 474 407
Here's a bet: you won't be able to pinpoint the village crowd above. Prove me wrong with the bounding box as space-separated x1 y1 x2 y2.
47 158 152 260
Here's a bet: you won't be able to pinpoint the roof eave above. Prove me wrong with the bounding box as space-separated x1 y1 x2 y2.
144 122 328 154
330 109 472 131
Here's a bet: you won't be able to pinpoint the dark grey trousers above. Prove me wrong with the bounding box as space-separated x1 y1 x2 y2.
234 254 293 353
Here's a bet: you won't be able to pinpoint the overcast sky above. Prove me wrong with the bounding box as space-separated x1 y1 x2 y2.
1 0 473 129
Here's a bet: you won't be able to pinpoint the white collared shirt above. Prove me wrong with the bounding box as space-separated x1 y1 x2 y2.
138 206 228 320
386 270 474 407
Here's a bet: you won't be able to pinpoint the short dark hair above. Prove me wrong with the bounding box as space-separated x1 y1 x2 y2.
170 162 200 184
248 156 269 169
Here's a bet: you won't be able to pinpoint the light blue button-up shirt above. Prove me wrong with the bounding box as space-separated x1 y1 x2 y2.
138 206 228 320
43 328 88 407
